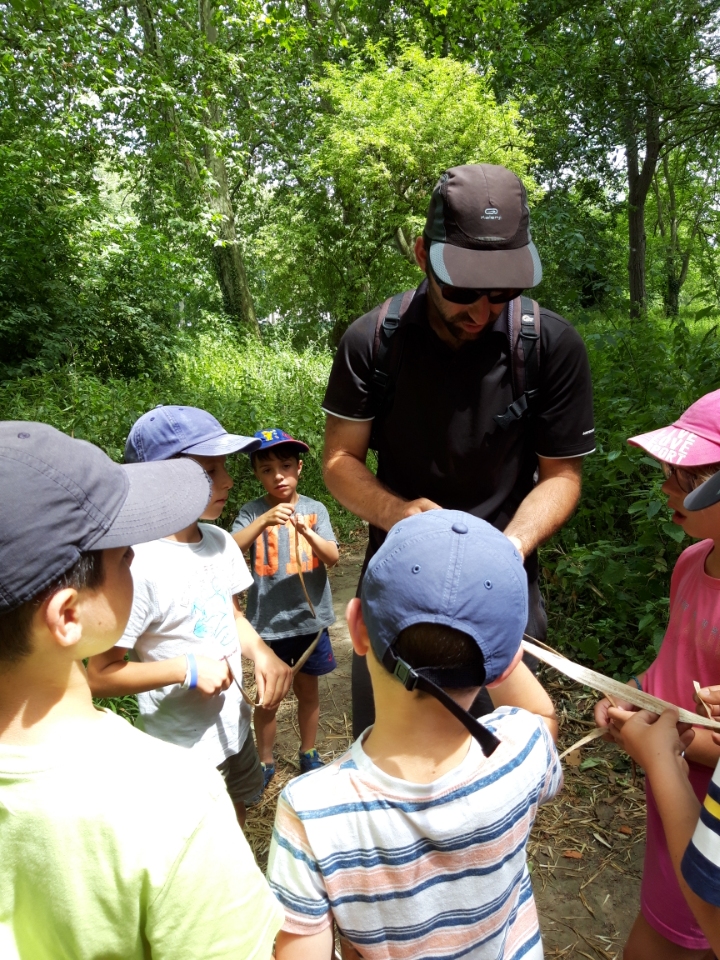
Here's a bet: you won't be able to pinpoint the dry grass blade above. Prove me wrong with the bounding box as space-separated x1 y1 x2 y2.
694 680 713 719
291 629 322 676
295 520 316 618
523 639 720 729
558 727 607 760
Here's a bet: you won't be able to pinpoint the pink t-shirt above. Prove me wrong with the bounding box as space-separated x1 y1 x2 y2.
642 539 720 948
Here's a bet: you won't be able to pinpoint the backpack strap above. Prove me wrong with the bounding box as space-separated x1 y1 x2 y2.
493 295 541 431
370 288 416 416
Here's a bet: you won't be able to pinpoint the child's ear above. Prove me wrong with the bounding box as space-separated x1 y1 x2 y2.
297 458 303 476
485 647 524 689
43 588 83 650
346 598 370 657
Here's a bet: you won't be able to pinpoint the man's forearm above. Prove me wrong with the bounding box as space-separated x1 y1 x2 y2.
504 460 582 558
323 449 415 531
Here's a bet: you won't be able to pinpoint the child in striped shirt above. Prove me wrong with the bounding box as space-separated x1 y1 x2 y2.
267 510 561 960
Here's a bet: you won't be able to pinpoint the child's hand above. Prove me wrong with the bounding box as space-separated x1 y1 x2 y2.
696 684 720 715
194 656 232 696
291 514 309 536
612 708 695 774
264 503 295 527
594 697 636 742
252 645 293 709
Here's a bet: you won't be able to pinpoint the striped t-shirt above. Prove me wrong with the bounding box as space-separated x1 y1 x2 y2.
682 758 720 906
267 706 562 959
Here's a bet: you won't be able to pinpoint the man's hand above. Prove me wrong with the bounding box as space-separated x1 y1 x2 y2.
398 497 442 522
194 656 233 696
263 503 295 527
612 708 695 774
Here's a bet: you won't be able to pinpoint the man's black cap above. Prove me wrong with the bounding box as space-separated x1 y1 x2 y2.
0 422 211 611
424 164 542 289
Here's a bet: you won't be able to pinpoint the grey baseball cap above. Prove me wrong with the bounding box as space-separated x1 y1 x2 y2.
0 422 211 611
684 471 720 511
424 164 543 289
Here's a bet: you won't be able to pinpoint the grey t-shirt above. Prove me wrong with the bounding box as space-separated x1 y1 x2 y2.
232 494 337 640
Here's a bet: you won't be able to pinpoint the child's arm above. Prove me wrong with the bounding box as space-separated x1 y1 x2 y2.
86 647 232 698
274 928 334 960
292 515 339 567
232 503 295 552
233 599 293 708
488 661 559 742
615 708 720 954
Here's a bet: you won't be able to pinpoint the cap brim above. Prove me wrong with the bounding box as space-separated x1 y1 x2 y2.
93 459 211 548
429 240 542 289
183 434 262 457
684 471 720 511
257 439 310 454
628 426 720 467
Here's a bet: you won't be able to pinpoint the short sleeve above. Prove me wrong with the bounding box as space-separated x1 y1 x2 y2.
148 785 284 959
313 503 336 543
118 569 156 648
266 792 332 936
321 309 380 421
534 316 595 459
232 502 258 535
681 760 720 907
536 719 563 806
220 528 253 595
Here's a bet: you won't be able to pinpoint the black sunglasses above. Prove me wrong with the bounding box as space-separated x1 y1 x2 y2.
428 263 522 305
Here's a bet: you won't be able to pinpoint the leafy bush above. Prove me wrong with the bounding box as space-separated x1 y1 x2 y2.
0 332 359 539
542 311 720 675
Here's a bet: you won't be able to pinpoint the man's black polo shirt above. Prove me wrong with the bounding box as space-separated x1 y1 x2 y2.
322 281 594 583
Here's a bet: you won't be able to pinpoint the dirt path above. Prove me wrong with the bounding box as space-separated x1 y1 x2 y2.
245 547 646 959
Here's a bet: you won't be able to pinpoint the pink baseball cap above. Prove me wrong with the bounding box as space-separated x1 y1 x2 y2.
628 389 720 466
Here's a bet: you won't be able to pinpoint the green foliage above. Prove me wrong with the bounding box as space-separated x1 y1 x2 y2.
245 44 538 342
0 333 359 538
542 312 720 675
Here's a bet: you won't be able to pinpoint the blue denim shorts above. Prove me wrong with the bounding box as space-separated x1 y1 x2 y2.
269 628 336 676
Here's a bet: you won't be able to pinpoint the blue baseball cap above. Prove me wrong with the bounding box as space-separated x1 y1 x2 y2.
125 406 261 463
251 428 309 455
361 510 528 755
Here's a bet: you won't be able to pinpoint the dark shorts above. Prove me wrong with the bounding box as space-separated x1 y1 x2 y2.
217 731 263 806
269 628 336 676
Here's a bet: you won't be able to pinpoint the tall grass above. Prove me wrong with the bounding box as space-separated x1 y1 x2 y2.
0 332 361 540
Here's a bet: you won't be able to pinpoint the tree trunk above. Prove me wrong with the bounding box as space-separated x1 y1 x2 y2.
205 150 259 333
199 0 260 337
135 0 260 337
626 108 662 320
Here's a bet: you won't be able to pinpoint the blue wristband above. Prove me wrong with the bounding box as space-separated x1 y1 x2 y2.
187 653 198 690
630 675 642 690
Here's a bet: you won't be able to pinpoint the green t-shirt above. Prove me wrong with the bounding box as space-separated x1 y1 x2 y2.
0 710 283 960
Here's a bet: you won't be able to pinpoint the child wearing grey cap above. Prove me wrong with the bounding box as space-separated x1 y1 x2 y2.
268 509 561 960
87 405 292 825
0 421 282 960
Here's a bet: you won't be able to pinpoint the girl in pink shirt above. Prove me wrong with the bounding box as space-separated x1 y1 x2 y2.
595 389 720 960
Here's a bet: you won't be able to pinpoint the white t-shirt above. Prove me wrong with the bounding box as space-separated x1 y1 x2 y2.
0 711 283 960
119 525 253 765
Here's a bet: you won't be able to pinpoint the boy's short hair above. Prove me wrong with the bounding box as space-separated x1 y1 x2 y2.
0 551 104 664
394 622 485 700
361 510 527 756
251 443 303 468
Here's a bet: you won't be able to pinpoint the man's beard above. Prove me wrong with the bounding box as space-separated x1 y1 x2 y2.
427 282 493 343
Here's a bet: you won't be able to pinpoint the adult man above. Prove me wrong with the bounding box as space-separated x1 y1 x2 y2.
322 164 595 736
